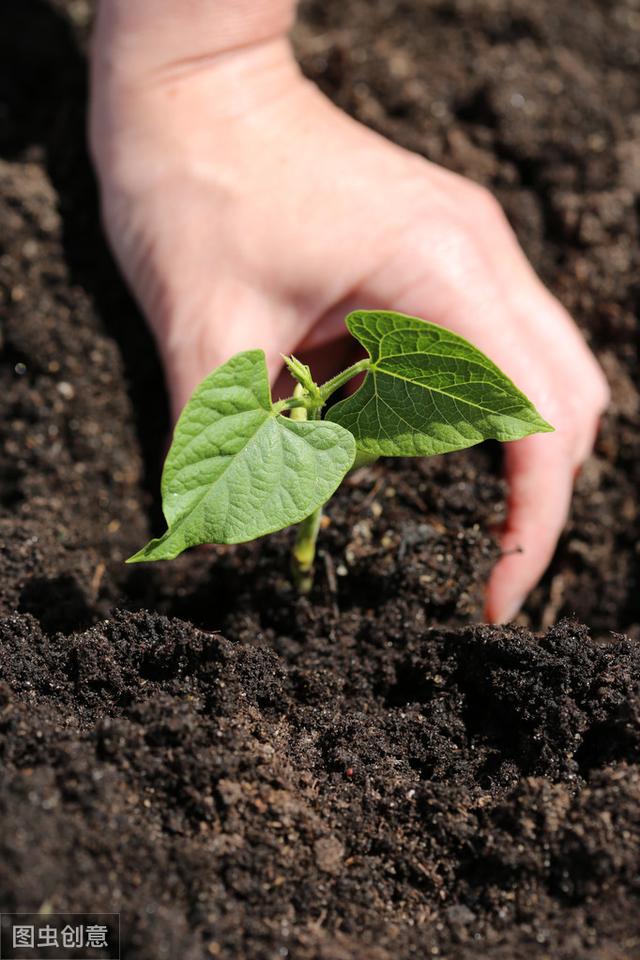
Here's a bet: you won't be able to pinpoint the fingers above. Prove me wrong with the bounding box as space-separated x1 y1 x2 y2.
484 432 575 623
420 167 609 416
160 284 289 422
471 204 608 621
368 180 608 623
485 354 606 623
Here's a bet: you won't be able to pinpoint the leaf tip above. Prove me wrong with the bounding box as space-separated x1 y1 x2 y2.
125 537 169 563
125 546 150 564
530 409 555 434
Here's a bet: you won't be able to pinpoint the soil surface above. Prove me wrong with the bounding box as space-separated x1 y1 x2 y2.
1 1 639 958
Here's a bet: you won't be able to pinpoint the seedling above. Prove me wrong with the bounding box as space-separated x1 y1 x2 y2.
127 310 552 589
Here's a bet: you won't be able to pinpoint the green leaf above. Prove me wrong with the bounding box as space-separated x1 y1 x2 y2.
128 350 356 561
327 311 553 457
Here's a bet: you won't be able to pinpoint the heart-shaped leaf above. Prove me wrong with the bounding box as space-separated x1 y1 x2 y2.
327 311 552 456
128 350 356 561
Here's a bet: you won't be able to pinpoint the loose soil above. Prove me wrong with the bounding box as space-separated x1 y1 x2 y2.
1 1 639 958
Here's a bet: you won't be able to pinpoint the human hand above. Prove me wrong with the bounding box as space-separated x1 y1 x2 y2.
90 29 609 623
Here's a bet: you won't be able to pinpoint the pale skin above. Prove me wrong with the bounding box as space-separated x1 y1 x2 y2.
90 0 609 622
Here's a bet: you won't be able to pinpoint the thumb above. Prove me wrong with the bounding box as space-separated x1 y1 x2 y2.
158 288 289 423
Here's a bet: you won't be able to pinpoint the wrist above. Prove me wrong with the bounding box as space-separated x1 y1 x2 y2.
91 0 296 82
90 6 306 178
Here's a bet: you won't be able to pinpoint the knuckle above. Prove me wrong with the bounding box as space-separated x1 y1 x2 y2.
438 218 485 268
574 362 610 420
408 208 485 276
465 183 506 224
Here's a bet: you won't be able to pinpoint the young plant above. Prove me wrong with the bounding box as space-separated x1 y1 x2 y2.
127 310 552 589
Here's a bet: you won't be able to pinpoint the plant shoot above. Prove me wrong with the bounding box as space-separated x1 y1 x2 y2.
127 311 552 589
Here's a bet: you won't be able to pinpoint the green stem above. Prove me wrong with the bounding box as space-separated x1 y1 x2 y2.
274 397 307 414
291 384 322 592
319 358 370 403
291 507 322 593
288 383 309 422
274 395 322 416
277 358 369 416
288 358 370 591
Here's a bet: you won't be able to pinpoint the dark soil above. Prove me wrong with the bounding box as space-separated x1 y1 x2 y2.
1 1 639 958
